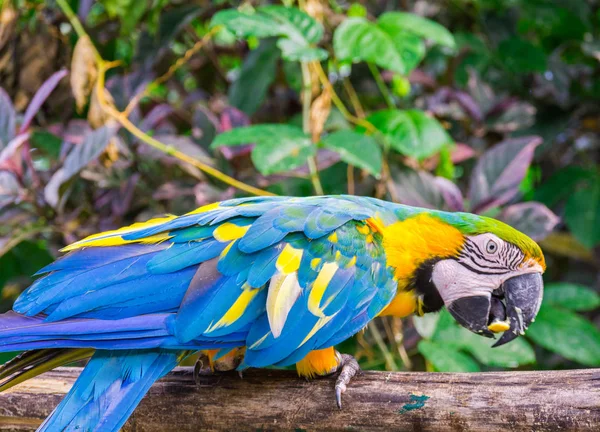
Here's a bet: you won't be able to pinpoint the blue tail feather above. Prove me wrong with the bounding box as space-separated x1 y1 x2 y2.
39 349 183 432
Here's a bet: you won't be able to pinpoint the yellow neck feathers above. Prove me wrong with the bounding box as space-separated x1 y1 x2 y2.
379 213 464 318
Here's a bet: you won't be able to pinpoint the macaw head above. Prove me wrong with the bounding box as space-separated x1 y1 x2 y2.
383 210 545 346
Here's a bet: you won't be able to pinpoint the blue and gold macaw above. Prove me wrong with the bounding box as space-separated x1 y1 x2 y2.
0 196 545 431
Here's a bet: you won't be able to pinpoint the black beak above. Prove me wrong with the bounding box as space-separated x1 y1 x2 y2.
447 273 544 346
492 273 543 347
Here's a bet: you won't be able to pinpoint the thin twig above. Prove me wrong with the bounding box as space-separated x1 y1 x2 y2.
95 63 275 197
301 62 324 195
342 78 365 118
347 164 355 195
390 317 412 370
340 78 368 195
55 0 99 61
367 63 395 109
368 321 399 371
55 1 274 197
311 63 376 133
381 159 400 202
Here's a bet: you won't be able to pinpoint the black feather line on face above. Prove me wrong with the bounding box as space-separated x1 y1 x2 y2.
412 258 444 313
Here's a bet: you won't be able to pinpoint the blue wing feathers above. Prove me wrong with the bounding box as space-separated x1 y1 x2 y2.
2 196 399 375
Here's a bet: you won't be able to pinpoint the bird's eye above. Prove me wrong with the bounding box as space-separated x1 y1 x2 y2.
486 240 498 254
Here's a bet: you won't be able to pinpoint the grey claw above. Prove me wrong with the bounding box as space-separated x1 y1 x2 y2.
193 353 211 385
335 383 345 409
334 352 360 409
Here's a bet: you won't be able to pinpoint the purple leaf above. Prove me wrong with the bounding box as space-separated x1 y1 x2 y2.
0 87 16 148
467 69 496 116
392 168 445 209
0 172 21 210
78 0 94 20
152 134 213 163
434 177 465 211
427 87 483 122
451 143 476 163
0 134 29 175
62 126 114 180
469 136 542 214
498 202 560 241
488 101 536 133
111 173 140 216
106 71 151 111
218 107 253 160
452 90 483 123
44 126 115 208
220 107 251 132
140 104 174 132
62 120 92 146
19 69 68 134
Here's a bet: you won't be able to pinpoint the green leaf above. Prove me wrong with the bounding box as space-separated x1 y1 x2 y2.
210 6 326 61
527 305 600 366
464 334 535 368
321 131 382 177
498 37 547 74
366 109 452 160
260 6 323 44
276 40 328 62
229 39 280 115
211 124 314 176
333 17 424 75
534 166 595 208
104 0 148 35
432 310 535 368
564 178 600 249
30 130 62 160
347 3 367 18
211 124 308 148
210 9 284 40
544 283 600 311
418 340 480 372
378 12 456 50
251 136 315 176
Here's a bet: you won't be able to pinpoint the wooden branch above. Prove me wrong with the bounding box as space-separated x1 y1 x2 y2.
0 367 599 431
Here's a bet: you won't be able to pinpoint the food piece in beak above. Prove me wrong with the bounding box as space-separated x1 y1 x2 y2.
492 273 544 347
487 296 510 333
447 295 494 338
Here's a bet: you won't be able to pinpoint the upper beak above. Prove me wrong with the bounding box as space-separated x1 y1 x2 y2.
447 273 544 347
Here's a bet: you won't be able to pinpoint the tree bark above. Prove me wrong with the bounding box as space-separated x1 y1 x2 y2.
0 367 598 431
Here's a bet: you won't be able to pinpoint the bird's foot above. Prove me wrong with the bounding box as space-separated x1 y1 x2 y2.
334 352 361 409
193 352 213 385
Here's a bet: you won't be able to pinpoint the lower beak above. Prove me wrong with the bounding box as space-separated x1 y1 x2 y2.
447 273 544 347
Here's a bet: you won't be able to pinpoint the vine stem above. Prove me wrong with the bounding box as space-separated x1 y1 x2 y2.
368 63 395 109
311 62 376 133
368 322 399 372
301 62 324 196
55 0 274 197
96 63 275 197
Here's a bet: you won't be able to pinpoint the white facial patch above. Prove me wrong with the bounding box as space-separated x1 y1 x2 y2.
432 259 502 305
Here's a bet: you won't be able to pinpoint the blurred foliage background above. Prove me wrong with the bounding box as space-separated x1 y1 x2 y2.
0 0 599 372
